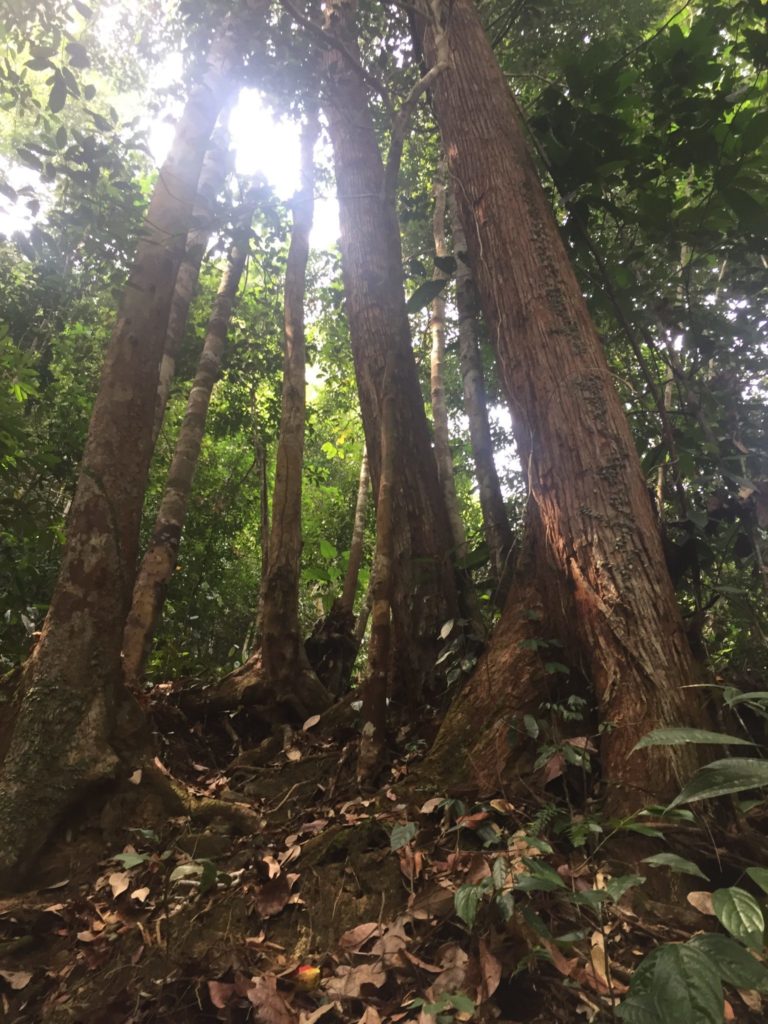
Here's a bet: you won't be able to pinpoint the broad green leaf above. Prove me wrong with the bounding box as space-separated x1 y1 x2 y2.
639 944 722 1024
319 538 337 559
632 727 753 752
688 934 768 991
111 852 148 869
668 758 768 808
605 874 645 902
389 822 417 850
48 74 68 114
724 691 768 708
711 887 765 951
746 867 768 896
405 278 448 313
433 255 457 276
454 883 482 927
642 853 709 881
523 714 539 739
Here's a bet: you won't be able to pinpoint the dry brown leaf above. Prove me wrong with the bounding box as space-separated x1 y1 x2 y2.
724 999 735 1021
355 1008 382 1024
131 887 150 903
207 979 236 1009
108 871 131 898
398 845 423 882
687 891 715 915
541 751 565 784
323 962 387 998
253 874 293 917
0 970 32 991
302 714 321 732
128 769 142 785
279 845 301 867
489 798 515 814
245 973 296 1024
429 945 469 998
263 855 282 879
338 921 382 951
455 811 489 829
372 918 409 964
399 947 443 974
478 937 502 1001
300 1004 338 1024
286 748 302 762
738 988 763 1012
540 939 578 978
419 797 444 814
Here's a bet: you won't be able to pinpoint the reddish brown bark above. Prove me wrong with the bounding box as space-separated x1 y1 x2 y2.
122 197 256 688
322 0 459 704
0 7 261 886
419 0 704 812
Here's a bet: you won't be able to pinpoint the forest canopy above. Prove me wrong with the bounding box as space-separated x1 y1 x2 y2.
0 1 767 1021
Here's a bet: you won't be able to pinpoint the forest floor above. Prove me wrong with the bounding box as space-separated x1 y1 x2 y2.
0 682 765 1024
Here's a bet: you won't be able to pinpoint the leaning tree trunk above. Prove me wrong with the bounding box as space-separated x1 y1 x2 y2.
153 121 234 443
322 0 459 706
259 114 329 713
449 189 514 594
0 7 259 887
122 195 257 689
419 0 705 813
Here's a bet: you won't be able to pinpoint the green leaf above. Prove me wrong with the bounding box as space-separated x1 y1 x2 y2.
405 278 448 313
711 887 765 951
632 727 753 752
544 661 570 675
198 859 218 894
319 538 337 559
73 0 94 17
454 883 482 927
111 852 148 869
447 993 475 1014
389 822 417 850
688 934 768 991
605 874 645 902
746 867 768 896
620 943 723 1024
523 714 539 739
668 758 768 808
641 853 709 881
65 42 90 68
48 74 67 114
433 255 457 276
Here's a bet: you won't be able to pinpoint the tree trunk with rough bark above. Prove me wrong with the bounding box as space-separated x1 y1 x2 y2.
322 0 459 706
419 0 705 813
0 6 260 888
122 196 256 689
430 168 468 559
449 189 514 593
259 114 326 706
358 380 396 784
341 448 369 614
153 122 234 444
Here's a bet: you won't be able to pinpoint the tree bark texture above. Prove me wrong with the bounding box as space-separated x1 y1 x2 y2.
122 198 256 688
341 447 370 613
0 6 261 887
420 0 704 812
322 0 459 705
430 168 468 559
153 122 234 444
260 114 329 714
449 189 514 590
358 383 396 783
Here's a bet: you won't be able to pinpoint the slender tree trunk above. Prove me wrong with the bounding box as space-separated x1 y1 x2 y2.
305 448 370 697
0 7 260 887
430 167 468 558
153 122 234 444
449 189 514 590
341 447 369 614
322 0 459 706
253 431 270 646
122 197 256 688
260 113 329 714
358 378 396 784
419 0 705 812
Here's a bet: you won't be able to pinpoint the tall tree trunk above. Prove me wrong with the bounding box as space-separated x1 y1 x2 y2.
358 377 396 784
430 167 468 559
0 7 259 887
305 448 370 697
122 196 256 689
341 447 369 614
449 189 514 592
153 122 234 444
418 0 705 813
322 0 459 706
260 114 329 714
